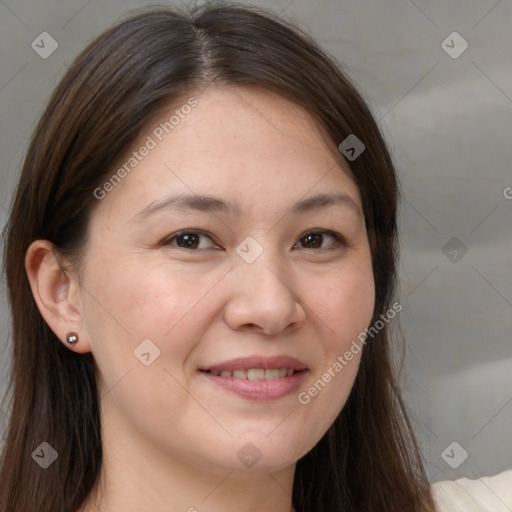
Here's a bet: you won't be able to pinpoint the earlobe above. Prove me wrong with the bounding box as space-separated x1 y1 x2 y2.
25 240 91 353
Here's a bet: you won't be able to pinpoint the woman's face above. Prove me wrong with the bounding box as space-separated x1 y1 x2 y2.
78 86 375 474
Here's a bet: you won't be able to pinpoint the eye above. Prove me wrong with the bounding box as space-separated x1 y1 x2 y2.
160 229 346 252
295 229 345 250
160 230 220 250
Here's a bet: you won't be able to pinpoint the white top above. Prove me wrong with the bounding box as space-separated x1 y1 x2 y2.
431 470 512 512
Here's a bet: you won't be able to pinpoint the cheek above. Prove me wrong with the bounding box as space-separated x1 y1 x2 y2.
81 256 225 366
296 263 373 439
338 272 375 344
85 256 190 330
311 258 375 352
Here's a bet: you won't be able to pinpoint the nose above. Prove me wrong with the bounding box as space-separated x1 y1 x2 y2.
223 248 307 335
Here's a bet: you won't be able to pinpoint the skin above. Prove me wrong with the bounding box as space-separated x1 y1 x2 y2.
26 86 375 512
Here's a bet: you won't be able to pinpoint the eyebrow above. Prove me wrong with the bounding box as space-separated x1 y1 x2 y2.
135 192 362 220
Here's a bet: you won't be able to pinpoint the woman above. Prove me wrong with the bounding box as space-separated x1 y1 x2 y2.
1 4 503 511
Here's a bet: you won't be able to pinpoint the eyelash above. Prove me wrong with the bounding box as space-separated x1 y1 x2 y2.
159 229 346 252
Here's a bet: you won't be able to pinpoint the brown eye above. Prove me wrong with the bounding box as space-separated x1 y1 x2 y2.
175 233 200 249
296 230 345 250
161 230 219 250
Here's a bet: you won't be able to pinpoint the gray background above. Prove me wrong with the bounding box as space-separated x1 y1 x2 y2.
0 0 511 485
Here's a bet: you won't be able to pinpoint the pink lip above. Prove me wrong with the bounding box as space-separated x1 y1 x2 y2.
198 355 309 401
200 370 307 401
199 355 307 372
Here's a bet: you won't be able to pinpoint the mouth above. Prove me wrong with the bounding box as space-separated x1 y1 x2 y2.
201 368 299 379
198 356 308 400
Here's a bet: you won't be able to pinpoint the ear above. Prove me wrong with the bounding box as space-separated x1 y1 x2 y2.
25 240 92 354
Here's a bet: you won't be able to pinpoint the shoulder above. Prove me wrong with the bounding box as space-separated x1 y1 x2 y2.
430 469 512 512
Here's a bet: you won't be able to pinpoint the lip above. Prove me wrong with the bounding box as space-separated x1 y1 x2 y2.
198 355 308 401
200 370 308 401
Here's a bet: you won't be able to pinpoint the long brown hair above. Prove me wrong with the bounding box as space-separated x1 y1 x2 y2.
0 4 435 511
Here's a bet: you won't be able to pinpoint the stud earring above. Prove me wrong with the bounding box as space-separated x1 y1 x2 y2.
66 332 79 346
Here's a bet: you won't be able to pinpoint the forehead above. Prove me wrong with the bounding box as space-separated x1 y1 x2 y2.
92 85 361 221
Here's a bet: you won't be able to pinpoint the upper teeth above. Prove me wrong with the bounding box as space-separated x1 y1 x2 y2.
209 369 295 380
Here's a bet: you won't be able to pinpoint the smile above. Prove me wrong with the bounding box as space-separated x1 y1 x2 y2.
204 368 296 380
